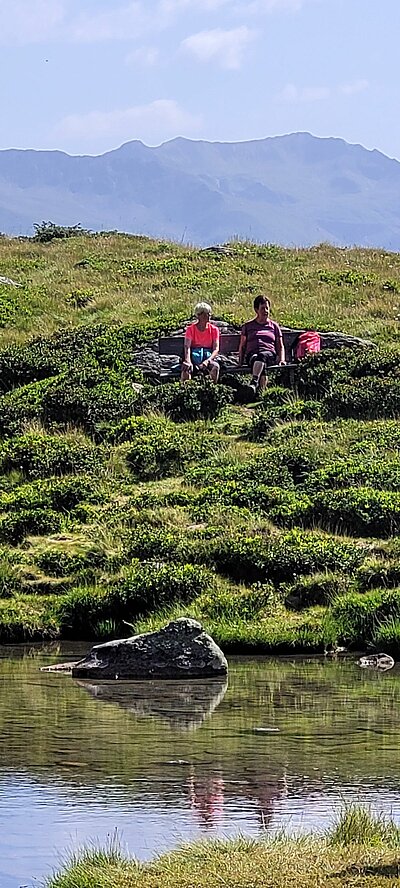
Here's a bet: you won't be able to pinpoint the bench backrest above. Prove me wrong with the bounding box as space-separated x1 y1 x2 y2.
158 330 309 358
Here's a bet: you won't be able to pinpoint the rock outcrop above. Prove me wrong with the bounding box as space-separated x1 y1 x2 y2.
71 618 228 680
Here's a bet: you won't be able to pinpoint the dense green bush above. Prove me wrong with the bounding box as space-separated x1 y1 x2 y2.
112 562 211 616
150 379 234 422
196 482 312 526
0 433 102 479
36 547 107 577
124 526 193 563
0 475 102 513
0 508 62 543
119 417 219 480
311 488 400 537
32 221 91 242
282 572 353 609
41 368 141 433
208 529 365 583
55 563 212 636
331 587 400 645
247 400 323 439
325 378 400 420
356 557 400 590
196 583 278 620
307 458 400 492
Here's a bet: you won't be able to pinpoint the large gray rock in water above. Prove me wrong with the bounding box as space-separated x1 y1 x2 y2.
71 618 228 680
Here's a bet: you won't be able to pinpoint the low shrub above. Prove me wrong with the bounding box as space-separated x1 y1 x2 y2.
149 379 233 422
325 378 400 420
0 432 103 479
311 488 400 537
41 368 142 433
208 529 365 584
196 583 280 620
112 562 212 617
330 587 400 645
119 417 219 480
0 475 102 513
32 221 91 242
54 563 212 636
35 547 107 577
247 400 323 440
356 558 400 590
0 508 63 543
307 458 400 492
196 482 312 527
282 572 353 609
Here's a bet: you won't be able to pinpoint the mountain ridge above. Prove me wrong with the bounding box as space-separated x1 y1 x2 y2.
1 132 400 249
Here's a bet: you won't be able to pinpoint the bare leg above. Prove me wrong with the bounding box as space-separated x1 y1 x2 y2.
209 363 220 383
258 372 268 391
251 359 265 390
181 363 192 382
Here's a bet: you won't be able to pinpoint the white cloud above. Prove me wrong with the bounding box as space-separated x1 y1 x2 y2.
125 46 159 66
54 99 203 149
277 83 330 103
70 2 149 42
247 0 305 10
340 79 369 96
0 0 65 44
181 26 255 69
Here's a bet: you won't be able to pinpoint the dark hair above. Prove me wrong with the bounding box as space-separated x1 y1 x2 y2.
253 295 271 311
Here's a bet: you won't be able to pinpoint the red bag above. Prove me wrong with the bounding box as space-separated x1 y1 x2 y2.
293 331 321 361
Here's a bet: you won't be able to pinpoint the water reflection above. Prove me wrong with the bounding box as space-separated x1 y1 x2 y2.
0 647 399 888
75 676 228 730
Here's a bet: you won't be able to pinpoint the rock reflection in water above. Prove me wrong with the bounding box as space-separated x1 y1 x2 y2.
75 676 228 730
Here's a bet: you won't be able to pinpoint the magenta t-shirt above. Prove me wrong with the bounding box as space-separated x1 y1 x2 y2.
241 319 281 358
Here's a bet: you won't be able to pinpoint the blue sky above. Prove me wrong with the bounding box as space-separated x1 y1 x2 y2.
1 0 399 159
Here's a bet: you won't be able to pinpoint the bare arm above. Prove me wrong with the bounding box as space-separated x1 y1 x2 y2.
183 335 192 366
238 332 247 365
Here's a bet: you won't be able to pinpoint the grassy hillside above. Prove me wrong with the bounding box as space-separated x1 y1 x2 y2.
1 228 400 651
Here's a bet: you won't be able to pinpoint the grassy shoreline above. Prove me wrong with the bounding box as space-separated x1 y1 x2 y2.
46 807 400 888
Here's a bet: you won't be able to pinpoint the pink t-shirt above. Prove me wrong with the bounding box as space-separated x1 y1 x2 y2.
185 322 220 349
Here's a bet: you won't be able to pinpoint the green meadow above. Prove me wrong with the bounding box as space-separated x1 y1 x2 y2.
0 227 400 652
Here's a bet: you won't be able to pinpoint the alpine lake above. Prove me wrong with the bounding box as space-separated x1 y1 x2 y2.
1 643 399 888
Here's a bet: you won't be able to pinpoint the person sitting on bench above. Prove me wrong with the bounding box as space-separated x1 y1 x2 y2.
181 302 220 383
238 295 285 392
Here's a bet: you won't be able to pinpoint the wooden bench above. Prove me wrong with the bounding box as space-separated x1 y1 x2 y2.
158 330 298 379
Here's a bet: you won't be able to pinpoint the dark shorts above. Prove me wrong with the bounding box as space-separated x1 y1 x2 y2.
247 351 277 372
191 358 219 377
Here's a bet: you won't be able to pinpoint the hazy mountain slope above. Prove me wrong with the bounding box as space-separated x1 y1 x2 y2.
1 133 400 248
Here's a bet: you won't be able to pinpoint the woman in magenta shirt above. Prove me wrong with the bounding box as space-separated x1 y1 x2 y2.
181 302 220 382
238 294 285 392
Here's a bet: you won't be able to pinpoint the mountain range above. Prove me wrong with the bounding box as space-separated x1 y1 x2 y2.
1 132 400 249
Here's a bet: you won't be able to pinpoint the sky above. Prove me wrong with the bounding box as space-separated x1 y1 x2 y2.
1 0 399 159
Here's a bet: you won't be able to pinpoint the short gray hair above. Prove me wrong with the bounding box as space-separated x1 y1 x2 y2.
194 301 212 318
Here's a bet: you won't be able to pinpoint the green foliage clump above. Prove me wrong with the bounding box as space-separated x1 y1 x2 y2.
0 508 62 543
307 458 400 492
119 416 220 480
311 488 400 537
54 563 212 636
0 475 102 513
208 529 364 584
32 221 91 242
41 368 141 433
331 587 400 645
247 402 321 439
35 547 107 578
282 572 353 609
0 432 102 479
152 379 234 422
196 583 279 620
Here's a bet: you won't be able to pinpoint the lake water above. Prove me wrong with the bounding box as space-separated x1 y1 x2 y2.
1 644 400 888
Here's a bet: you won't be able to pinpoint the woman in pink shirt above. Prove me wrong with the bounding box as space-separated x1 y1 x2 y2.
181 302 220 382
